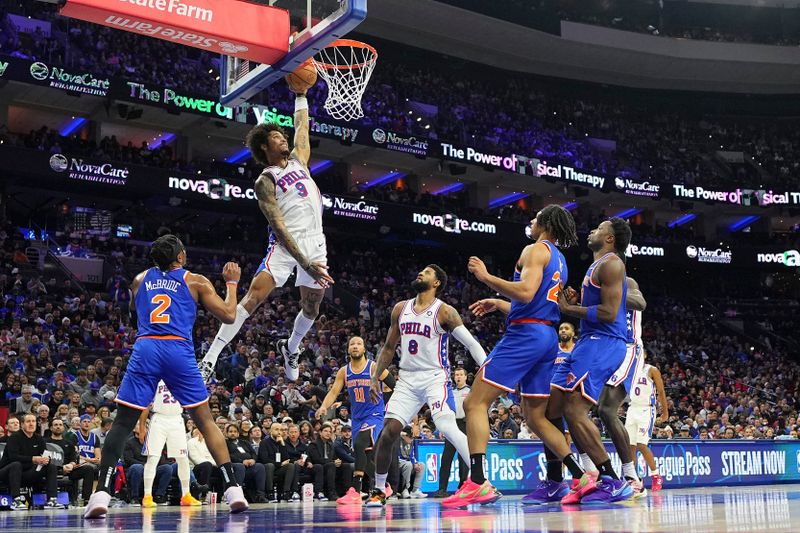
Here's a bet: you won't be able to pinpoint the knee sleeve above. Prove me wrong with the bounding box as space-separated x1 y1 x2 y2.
354 430 372 473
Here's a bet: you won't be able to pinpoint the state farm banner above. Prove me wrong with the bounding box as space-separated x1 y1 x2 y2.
60 0 289 64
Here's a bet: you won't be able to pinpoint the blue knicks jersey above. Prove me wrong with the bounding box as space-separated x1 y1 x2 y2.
346 360 384 424
508 240 568 324
580 253 628 340
135 267 196 339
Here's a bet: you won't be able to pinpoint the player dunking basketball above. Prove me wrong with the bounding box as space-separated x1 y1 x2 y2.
84 235 247 518
316 336 396 504
443 205 581 508
365 265 487 507
199 85 334 383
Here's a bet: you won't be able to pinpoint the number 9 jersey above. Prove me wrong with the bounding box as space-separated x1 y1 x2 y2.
135 267 196 340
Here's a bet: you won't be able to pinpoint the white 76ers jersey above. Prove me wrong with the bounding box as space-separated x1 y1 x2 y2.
630 363 656 407
153 380 182 416
265 158 323 235
397 298 450 373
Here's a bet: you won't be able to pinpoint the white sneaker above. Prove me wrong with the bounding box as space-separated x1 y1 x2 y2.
10 496 28 511
291 492 300 501
277 339 299 381
198 359 215 382
83 491 112 519
400 489 410 499
224 485 249 514
410 489 428 499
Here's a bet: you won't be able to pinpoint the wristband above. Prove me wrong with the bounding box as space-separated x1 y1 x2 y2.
226 281 239 286
586 305 599 323
295 95 308 113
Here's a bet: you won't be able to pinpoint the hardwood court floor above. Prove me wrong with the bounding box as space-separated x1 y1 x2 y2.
1 484 797 532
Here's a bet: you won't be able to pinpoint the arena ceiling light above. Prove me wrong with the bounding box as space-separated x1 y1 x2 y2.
310 160 334 174
489 192 529 209
611 208 643 219
59 117 87 137
432 183 465 196
667 213 696 228
361 171 407 190
729 215 760 232
148 133 176 149
226 147 251 164
561 201 578 211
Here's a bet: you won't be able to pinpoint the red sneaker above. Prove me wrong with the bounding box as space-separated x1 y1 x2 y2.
441 479 501 509
651 474 663 492
336 487 362 505
560 473 598 504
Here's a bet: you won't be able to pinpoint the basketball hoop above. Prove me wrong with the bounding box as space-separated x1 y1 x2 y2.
312 39 377 122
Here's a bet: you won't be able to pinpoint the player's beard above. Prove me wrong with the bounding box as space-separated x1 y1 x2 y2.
559 334 572 343
349 351 365 362
281 147 291 158
411 279 429 293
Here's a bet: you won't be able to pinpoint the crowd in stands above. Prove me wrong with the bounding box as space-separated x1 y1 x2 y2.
2 202 800 508
3 1 800 192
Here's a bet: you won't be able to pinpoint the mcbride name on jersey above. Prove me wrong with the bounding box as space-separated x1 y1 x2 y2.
397 298 449 373
265 158 322 235
135 267 196 340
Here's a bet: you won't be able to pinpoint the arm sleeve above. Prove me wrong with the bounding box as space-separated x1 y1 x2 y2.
451 325 487 366
381 372 396 390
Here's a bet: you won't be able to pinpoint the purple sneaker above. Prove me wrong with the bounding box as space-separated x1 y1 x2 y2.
580 476 634 503
521 480 570 505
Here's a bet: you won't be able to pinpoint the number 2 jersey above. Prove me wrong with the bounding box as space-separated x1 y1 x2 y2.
346 360 384 432
135 267 196 340
507 240 568 325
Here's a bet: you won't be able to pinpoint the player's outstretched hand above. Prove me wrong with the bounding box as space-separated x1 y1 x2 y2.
305 262 334 288
223 262 241 283
469 299 498 317
369 378 382 404
467 256 489 282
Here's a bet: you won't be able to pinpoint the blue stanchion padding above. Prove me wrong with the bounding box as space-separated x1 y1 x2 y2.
0 494 12 507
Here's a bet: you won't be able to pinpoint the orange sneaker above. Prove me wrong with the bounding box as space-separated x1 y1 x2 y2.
336 487 363 505
441 479 501 509
560 473 598 504
180 494 202 507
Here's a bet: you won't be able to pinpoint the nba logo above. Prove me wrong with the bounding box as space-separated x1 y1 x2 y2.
426 453 438 483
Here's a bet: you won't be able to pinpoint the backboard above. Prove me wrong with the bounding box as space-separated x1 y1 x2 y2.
220 0 367 106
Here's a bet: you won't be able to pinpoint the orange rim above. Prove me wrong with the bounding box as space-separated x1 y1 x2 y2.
313 39 378 71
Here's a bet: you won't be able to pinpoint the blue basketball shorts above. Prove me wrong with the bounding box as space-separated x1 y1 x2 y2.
550 334 627 404
116 337 208 410
480 323 558 397
354 415 384 449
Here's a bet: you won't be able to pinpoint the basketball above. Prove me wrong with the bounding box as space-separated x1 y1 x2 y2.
286 61 318 93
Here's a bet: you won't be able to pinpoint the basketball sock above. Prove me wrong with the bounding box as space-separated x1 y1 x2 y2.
375 473 388 493
598 460 619 480
176 456 192 496
352 475 363 492
546 461 564 483
469 454 486 484
580 453 597 472
562 454 584 479
143 455 159 497
288 312 315 353
219 462 239 489
205 304 250 364
622 461 638 481
95 404 140 493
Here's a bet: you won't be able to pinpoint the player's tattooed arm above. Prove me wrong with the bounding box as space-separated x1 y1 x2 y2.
255 173 309 268
626 276 647 312
370 302 404 403
291 95 311 167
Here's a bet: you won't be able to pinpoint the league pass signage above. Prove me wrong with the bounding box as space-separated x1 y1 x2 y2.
417 439 800 494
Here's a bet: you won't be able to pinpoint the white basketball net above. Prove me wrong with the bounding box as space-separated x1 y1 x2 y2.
313 40 377 122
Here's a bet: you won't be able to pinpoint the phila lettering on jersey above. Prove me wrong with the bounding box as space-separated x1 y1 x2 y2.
397 298 449 373
630 363 656 407
264 158 322 235
152 379 183 416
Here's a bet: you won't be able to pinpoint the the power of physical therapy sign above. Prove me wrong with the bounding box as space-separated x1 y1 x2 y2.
59 0 290 64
